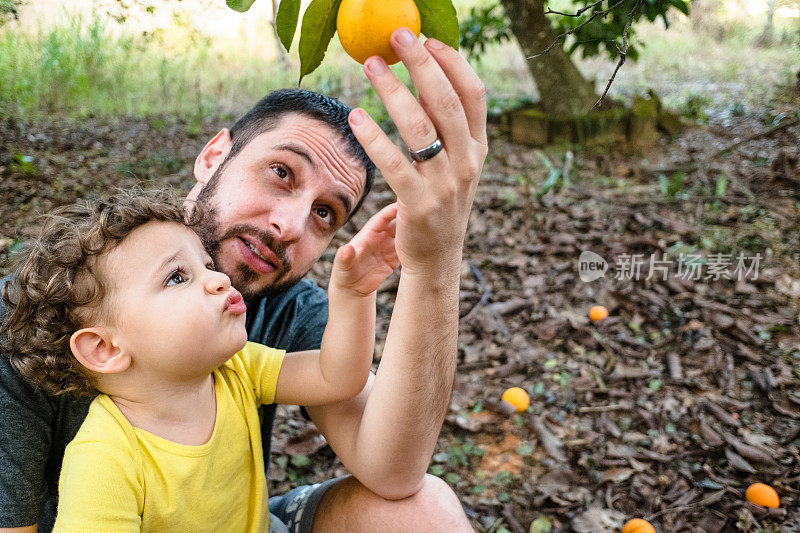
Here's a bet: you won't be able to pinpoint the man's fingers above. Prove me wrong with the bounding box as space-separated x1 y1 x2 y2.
387 29 471 158
423 38 488 147
363 56 439 156
348 109 417 199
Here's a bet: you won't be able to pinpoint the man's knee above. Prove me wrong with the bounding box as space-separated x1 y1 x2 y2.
314 474 472 532
367 474 471 530
411 474 464 516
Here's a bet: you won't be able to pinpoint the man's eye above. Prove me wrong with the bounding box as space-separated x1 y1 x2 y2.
314 206 333 225
166 269 187 286
272 165 290 181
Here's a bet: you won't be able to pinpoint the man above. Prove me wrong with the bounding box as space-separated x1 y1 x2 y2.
0 29 486 532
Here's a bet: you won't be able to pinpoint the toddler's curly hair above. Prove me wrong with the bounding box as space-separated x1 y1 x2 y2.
1 187 202 396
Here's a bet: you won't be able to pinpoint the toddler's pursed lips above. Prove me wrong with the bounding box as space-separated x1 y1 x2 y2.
223 290 246 314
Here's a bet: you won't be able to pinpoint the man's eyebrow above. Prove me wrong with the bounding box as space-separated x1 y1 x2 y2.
336 193 353 219
153 251 181 279
274 143 316 170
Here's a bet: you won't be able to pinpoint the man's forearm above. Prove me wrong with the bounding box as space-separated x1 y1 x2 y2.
349 259 462 494
309 27 486 498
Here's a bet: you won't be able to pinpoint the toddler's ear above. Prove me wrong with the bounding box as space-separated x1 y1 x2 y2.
70 328 130 374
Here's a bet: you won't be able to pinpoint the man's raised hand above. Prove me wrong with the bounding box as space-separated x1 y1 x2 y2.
346 29 488 275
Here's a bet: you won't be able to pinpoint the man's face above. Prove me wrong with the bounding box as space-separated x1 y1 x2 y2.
194 113 366 301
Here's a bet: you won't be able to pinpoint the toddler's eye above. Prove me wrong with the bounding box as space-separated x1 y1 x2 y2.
166 269 187 286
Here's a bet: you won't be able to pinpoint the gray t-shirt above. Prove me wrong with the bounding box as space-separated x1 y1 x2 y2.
0 276 328 531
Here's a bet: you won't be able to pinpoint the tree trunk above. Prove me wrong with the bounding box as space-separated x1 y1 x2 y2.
764 0 776 35
755 0 777 46
500 0 599 115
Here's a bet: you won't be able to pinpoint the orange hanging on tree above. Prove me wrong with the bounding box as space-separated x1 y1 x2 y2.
336 0 421 64
225 0 459 81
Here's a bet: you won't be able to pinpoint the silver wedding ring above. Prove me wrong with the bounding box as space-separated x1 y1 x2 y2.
408 138 443 162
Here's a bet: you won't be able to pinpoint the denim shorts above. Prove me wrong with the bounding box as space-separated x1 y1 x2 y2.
268 477 344 533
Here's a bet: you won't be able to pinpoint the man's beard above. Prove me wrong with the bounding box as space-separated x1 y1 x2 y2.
194 182 306 301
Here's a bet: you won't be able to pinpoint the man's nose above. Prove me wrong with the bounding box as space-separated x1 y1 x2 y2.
269 199 307 244
204 270 231 295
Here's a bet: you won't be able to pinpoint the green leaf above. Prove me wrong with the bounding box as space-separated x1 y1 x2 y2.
516 444 535 456
715 174 727 197
226 0 256 13
276 0 301 52
298 0 343 83
445 472 461 484
648 379 662 392
669 172 685 196
495 470 514 484
529 517 552 533
413 0 459 48
429 464 445 476
658 174 669 196
539 166 562 199
290 454 311 467
672 0 690 15
9 238 25 255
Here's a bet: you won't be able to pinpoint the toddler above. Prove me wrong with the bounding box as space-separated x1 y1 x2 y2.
1 187 399 532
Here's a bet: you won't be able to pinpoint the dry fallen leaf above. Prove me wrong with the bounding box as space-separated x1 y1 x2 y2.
571 507 626 533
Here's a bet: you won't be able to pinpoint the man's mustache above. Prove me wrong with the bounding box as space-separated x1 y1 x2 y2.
221 224 291 273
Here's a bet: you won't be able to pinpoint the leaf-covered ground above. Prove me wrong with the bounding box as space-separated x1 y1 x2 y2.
1 88 799 531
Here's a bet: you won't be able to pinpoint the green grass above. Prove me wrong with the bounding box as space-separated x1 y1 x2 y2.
0 12 300 118
0 9 402 121
0 5 797 120
578 15 800 111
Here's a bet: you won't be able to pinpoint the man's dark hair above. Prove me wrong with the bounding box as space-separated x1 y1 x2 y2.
217 88 375 220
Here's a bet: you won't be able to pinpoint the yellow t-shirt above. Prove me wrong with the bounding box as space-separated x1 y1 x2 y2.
53 342 285 533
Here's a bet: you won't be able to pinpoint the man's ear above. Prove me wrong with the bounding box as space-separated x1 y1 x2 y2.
194 128 232 186
70 328 130 374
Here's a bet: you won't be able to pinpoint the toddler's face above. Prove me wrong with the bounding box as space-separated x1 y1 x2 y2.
98 221 248 380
